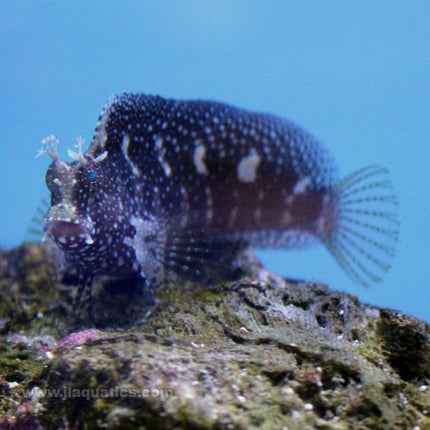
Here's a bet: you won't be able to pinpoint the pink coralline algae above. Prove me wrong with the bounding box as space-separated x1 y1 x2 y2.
57 329 102 348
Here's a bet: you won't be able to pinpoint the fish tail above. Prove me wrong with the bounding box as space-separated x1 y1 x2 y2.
324 165 399 286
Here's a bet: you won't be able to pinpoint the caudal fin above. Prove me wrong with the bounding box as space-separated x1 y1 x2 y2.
324 165 399 286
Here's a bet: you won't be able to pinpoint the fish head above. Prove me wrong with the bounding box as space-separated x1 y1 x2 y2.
40 136 122 256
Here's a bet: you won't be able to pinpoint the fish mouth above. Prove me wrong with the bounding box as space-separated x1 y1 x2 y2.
44 219 95 246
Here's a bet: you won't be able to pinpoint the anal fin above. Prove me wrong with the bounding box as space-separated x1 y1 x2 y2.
164 228 247 286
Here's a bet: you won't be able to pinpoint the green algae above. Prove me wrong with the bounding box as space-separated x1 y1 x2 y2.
0 243 429 429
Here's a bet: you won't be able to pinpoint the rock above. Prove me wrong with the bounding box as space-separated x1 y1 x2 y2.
0 243 429 429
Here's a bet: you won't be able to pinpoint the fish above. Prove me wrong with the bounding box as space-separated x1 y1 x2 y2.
38 93 399 320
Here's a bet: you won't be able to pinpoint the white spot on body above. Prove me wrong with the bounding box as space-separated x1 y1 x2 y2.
193 144 209 175
121 134 140 175
160 158 172 177
123 236 133 248
155 137 172 177
254 207 262 224
180 186 190 227
124 216 166 283
205 186 213 223
237 149 261 183
94 151 108 163
293 177 311 195
285 176 312 205
281 211 293 226
155 137 163 150
228 207 239 228
314 193 335 239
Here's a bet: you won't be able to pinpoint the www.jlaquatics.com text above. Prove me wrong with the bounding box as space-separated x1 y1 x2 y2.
21 386 175 401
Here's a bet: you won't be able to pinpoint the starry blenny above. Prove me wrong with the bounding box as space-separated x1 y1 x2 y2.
38 93 399 317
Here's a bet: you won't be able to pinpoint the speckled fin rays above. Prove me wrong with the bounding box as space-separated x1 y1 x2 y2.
324 165 399 286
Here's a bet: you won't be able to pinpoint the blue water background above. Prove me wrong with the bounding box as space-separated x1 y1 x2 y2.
1 1 429 322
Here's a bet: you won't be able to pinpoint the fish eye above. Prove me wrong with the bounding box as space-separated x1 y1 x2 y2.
87 171 98 182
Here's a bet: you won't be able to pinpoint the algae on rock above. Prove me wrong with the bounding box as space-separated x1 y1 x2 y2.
0 243 429 429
